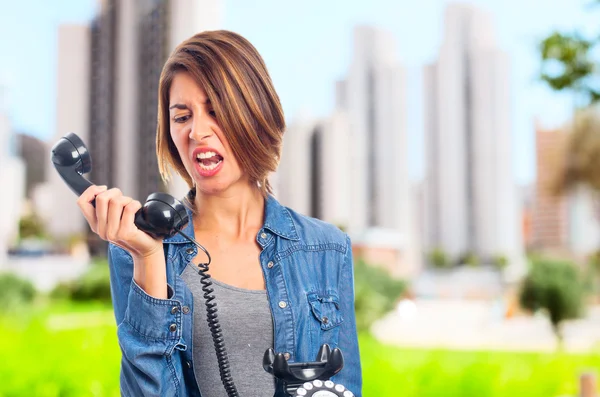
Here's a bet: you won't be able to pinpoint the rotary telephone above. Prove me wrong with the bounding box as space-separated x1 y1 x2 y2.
51 133 354 397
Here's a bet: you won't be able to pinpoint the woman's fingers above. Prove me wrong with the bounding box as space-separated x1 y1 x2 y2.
120 200 143 238
95 188 123 240
76 185 107 233
106 195 133 242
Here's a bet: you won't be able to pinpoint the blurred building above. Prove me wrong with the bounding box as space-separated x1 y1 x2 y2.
277 110 351 228
423 3 524 275
0 89 26 265
278 26 422 278
277 113 314 217
35 24 91 241
40 0 221 252
15 133 47 199
88 0 221 200
336 25 411 235
531 121 600 257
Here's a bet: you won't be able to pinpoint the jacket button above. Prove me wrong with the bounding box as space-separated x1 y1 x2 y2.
260 232 267 239
322 316 329 324
171 306 179 314
278 301 287 309
169 323 177 332
267 261 274 268
182 306 190 314
283 352 291 360
186 248 194 255
187 361 192 368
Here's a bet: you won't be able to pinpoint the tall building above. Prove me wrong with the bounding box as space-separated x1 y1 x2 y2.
42 0 221 250
276 113 315 217
277 110 351 228
423 3 524 270
333 26 411 235
89 0 221 201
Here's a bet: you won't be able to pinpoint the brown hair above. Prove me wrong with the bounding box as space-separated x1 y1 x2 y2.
156 30 285 198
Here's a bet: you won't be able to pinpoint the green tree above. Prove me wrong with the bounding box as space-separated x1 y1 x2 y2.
518 259 585 348
538 0 600 106
540 31 599 106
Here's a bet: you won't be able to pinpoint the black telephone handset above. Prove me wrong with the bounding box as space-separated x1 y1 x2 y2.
51 133 354 397
51 133 188 239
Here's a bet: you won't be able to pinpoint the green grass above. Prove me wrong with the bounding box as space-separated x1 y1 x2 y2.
0 301 120 397
360 334 600 397
1 302 599 396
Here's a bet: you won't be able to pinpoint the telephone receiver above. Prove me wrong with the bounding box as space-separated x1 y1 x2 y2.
50 132 189 239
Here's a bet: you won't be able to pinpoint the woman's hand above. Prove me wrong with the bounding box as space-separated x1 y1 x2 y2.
77 185 163 261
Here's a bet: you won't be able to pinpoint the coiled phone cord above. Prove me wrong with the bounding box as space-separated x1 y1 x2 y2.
178 229 240 397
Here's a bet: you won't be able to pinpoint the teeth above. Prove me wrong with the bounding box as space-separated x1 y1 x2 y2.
198 159 222 171
197 151 218 159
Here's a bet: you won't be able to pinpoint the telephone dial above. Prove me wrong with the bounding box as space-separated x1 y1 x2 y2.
51 133 354 397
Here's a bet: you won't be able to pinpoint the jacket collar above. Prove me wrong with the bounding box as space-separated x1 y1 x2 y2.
163 194 299 244
262 194 300 240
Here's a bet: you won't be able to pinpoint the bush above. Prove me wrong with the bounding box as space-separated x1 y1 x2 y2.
519 258 584 346
0 272 36 311
456 251 480 267
354 259 406 332
51 259 112 303
492 254 509 270
18 212 48 240
427 248 450 269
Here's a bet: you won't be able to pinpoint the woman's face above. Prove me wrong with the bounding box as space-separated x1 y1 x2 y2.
169 71 246 196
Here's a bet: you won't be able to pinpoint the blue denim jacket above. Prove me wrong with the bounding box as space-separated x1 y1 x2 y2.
107 195 363 397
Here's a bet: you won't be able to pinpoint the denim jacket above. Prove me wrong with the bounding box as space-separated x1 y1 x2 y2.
107 194 363 397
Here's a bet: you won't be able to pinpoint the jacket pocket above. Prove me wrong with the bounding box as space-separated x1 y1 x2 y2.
307 292 344 330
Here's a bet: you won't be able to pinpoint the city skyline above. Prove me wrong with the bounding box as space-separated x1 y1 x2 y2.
0 0 597 186
1 1 598 266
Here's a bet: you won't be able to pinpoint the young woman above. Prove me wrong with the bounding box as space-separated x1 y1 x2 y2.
77 30 362 397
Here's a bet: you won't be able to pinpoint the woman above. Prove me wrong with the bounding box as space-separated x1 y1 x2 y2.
77 30 362 397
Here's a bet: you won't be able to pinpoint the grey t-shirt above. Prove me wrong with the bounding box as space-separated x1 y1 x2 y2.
182 265 276 397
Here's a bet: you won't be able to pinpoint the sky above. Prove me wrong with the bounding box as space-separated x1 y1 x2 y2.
0 0 598 185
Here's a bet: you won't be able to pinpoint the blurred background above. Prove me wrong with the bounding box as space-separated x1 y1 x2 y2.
1 0 600 396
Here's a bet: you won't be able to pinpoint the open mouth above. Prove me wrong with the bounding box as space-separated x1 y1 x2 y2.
196 151 223 171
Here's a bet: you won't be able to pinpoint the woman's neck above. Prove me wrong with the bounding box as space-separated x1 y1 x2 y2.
192 184 265 239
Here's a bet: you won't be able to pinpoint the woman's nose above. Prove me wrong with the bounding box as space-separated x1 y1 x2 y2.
189 116 214 141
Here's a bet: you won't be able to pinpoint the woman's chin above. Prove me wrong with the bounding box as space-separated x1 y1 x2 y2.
194 178 253 197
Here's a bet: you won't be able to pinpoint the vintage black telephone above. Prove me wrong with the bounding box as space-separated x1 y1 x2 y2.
51 132 354 397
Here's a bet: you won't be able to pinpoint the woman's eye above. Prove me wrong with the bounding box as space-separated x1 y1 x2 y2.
208 110 216 118
174 115 190 123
